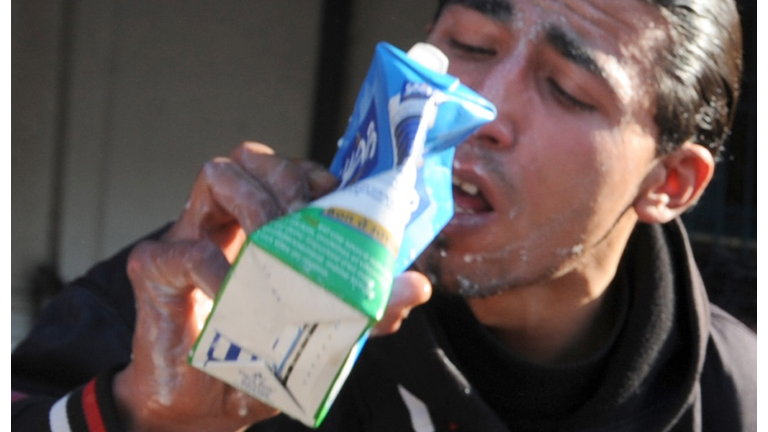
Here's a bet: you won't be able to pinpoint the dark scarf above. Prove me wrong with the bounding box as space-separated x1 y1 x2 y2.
428 221 708 431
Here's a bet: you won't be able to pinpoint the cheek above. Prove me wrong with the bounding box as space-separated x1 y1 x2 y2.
520 130 604 214
590 127 655 203
510 128 626 257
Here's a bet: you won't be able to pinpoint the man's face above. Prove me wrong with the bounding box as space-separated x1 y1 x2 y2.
417 0 669 296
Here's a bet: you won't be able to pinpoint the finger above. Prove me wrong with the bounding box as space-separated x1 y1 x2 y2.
127 240 226 403
127 239 230 301
371 271 432 337
231 142 316 213
170 157 285 242
124 240 230 412
294 159 339 199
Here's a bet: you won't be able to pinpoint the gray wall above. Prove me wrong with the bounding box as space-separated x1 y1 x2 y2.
13 0 68 346
12 1 435 347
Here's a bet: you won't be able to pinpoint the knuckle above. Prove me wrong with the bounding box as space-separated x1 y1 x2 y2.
200 157 230 180
186 239 219 269
126 241 155 282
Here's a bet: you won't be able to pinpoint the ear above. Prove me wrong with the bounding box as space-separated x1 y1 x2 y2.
634 142 715 224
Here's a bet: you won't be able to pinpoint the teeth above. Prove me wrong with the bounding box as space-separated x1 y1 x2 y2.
452 176 479 196
454 205 474 214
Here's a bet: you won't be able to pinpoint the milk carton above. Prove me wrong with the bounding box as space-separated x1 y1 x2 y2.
189 42 496 427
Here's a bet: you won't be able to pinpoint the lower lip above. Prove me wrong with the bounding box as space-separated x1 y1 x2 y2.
443 209 494 234
443 185 495 231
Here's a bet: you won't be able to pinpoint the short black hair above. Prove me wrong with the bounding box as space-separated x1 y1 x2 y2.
650 0 743 156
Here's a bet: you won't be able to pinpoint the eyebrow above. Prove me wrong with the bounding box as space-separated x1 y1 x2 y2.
442 0 513 22
545 26 603 78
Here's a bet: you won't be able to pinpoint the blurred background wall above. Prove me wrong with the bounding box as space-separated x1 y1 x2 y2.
11 0 436 346
12 0 756 347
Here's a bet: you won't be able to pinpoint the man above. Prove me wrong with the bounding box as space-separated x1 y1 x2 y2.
12 0 755 430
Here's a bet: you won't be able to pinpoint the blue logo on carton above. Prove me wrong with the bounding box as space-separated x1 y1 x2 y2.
205 331 259 366
392 81 435 165
401 81 433 101
339 102 380 187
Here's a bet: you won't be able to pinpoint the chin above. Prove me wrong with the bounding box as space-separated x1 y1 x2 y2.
414 248 513 299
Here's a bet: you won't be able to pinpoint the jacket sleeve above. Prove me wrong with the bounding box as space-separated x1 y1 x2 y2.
12 367 127 432
700 304 757 432
11 226 168 431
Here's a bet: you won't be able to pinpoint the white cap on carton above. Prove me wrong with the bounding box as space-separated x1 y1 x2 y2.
407 43 449 74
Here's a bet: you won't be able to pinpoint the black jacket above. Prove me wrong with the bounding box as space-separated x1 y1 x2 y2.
12 220 756 431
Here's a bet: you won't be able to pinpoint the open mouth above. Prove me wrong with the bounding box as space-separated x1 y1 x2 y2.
452 175 492 214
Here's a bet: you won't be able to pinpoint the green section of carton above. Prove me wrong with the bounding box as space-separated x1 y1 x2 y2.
250 207 395 320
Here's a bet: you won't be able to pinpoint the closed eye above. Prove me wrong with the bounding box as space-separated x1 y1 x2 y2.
449 38 496 57
548 78 595 112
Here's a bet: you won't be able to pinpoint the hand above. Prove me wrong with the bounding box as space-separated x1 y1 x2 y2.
112 142 432 431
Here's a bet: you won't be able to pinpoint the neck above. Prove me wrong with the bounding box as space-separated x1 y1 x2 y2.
465 212 638 364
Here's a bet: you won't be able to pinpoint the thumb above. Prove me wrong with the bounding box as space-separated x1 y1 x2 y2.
372 271 432 337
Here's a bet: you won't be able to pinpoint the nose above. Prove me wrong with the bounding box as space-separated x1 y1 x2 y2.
467 111 516 149
459 48 531 151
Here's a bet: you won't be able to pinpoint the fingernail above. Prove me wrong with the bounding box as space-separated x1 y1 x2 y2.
288 200 307 213
310 169 338 188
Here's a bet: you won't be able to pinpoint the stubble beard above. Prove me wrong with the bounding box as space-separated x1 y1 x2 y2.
415 229 590 300
415 234 547 299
